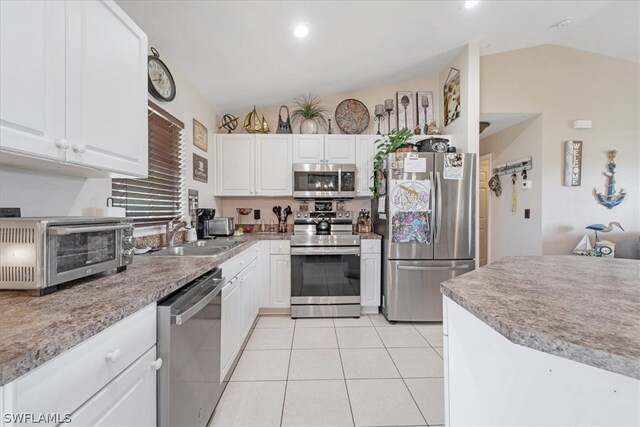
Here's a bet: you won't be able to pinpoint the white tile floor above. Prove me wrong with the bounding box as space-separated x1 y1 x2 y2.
211 314 445 427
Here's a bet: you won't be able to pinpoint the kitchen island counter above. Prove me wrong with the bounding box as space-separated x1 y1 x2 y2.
441 255 640 379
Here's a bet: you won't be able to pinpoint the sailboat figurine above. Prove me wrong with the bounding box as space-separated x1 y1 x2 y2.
573 233 594 255
244 106 270 134
594 150 626 209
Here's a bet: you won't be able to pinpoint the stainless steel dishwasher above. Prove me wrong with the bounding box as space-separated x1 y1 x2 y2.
157 268 225 427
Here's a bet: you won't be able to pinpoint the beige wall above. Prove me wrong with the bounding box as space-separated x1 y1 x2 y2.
228 75 441 136
480 116 543 261
481 45 639 257
220 197 372 225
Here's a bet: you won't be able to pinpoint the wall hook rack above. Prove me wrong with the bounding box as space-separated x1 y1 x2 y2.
492 156 532 176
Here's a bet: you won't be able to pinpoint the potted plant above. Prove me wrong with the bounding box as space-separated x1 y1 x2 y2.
370 128 413 199
291 93 329 134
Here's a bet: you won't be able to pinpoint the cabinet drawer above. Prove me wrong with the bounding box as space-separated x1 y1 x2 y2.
219 244 259 281
69 346 157 426
5 304 156 422
270 240 291 254
361 239 381 254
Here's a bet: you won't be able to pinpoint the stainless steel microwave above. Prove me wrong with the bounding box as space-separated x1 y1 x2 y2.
293 163 356 199
0 217 134 295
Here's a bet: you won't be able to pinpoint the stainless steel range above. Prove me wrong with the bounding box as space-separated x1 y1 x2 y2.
290 208 361 318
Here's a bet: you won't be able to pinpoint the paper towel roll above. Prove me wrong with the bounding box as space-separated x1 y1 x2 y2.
82 207 126 218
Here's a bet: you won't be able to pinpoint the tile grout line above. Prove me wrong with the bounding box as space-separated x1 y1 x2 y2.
279 315 296 427
372 319 430 427
335 320 357 427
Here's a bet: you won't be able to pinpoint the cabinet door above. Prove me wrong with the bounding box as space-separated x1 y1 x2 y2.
361 253 381 307
324 135 356 164
255 134 293 196
69 347 157 426
221 278 243 379
269 255 291 308
216 134 255 196
0 0 67 161
65 0 148 177
240 260 258 339
356 135 376 196
293 135 324 163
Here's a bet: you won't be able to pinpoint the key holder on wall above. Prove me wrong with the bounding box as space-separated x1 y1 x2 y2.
493 156 532 176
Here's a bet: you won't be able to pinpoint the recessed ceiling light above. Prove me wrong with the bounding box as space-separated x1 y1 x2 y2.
464 1 480 8
293 22 310 38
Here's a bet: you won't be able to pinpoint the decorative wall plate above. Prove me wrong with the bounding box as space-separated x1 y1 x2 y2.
335 99 370 134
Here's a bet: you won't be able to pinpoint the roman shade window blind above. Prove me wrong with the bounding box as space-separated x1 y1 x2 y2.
112 101 184 226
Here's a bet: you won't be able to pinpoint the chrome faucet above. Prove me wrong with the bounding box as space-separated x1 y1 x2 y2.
166 217 188 246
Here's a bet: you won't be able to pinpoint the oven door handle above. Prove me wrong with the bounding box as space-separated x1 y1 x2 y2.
49 224 131 235
291 247 360 256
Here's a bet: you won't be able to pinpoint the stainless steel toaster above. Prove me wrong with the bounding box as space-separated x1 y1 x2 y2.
208 217 235 236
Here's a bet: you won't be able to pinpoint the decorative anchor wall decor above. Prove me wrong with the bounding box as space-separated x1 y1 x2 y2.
594 150 626 209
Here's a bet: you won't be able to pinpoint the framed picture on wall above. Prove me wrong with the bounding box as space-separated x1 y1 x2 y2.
193 153 208 183
396 91 414 131
416 91 434 134
193 118 208 152
443 68 461 126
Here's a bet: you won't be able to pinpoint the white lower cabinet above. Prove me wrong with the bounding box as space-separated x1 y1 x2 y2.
361 240 381 309
221 276 243 380
68 347 157 426
270 255 291 308
1 304 157 427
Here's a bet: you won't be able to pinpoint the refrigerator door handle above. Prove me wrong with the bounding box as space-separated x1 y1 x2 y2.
397 264 471 271
429 171 435 244
435 171 443 243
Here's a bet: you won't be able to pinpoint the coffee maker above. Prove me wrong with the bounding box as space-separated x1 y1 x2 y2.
195 208 216 239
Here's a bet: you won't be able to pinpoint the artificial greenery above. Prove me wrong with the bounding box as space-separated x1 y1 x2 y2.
369 128 413 199
290 93 329 128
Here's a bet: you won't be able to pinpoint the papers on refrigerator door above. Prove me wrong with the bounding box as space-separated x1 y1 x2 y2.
403 153 427 173
443 153 464 180
389 179 431 243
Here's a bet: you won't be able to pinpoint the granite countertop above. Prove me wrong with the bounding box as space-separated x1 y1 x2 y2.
0 240 259 386
441 256 640 379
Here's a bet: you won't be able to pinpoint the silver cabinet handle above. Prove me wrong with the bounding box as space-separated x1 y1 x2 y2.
73 144 86 153
397 264 470 271
50 224 131 235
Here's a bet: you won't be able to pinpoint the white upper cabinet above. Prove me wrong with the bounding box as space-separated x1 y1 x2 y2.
356 135 376 196
65 0 148 177
0 1 67 162
0 0 148 177
324 135 356 164
216 134 255 196
255 135 293 196
293 135 356 164
216 134 293 197
293 135 325 163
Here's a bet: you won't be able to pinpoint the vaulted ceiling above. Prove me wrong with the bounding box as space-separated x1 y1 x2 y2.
117 1 639 112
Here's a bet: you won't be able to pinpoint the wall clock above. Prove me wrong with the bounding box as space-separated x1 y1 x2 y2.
148 47 176 102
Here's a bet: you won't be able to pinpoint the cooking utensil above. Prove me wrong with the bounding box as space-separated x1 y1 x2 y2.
315 214 331 235
421 95 429 134
401 95 410 129
272 206 280 221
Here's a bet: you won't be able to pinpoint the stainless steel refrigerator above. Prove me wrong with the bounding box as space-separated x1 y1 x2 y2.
373 152 476 322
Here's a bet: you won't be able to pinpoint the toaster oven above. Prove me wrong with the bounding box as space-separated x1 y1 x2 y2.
0 217 134 295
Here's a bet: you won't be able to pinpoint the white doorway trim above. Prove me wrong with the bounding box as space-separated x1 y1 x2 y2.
480 153 492 265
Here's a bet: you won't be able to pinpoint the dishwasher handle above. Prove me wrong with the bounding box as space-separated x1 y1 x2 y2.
172 276 225 325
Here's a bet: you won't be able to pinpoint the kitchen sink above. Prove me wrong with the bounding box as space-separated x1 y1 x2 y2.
147 240 240 257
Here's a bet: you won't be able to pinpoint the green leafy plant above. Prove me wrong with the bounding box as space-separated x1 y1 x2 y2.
290 93 329 128
369 128 413 199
